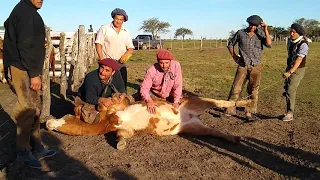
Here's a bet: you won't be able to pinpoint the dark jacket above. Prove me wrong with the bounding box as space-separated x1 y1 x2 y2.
3 0 45 78
78 69 126 105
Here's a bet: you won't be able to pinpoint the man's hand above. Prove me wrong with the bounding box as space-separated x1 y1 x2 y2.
232 54 239 63
146 100 156 114
99 97 114 108
119 93 126 102
30 76 41 91
283 72 291 79
261 22 268 31
119 52 132 63
173 103 179 109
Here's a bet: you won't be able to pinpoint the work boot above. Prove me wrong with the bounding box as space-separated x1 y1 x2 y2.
282 113 294 122
17 151 41 169
35 148 56 160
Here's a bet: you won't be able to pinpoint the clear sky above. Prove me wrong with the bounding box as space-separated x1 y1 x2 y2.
0 0 319 39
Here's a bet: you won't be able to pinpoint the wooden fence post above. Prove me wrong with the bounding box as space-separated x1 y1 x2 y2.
40 28 53 122
89 33 95 66
59 32 67 99
215 37 218 48
71 30 80 91
68 31 79 91
193 37 195 49
200 37 203 49
78 25 86 83
181 38 184 49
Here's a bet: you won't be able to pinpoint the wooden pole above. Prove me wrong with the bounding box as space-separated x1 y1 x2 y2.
78 25 86 82
69 31 78 92
200 37 203 49
40 28 53 123
193 37 195 49
149 36 151 50
215 37 218 48
181 38 183 49
59 32 67 99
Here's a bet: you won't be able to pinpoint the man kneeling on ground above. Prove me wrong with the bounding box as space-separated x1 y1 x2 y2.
76 58 127 124
134 49 183 114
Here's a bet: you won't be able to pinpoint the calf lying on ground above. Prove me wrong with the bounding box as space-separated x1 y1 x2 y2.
46 94 251 150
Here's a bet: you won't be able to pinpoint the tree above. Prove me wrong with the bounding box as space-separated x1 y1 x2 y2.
174 27 193 40
293 18 320 37
229 30 236 39
269 26 288 39
139 17 171 39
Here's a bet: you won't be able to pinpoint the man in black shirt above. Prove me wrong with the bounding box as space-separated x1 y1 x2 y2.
77 58 126 124
3 0 56 169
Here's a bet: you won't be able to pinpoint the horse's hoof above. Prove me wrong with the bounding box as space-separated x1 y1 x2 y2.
116 139 126 150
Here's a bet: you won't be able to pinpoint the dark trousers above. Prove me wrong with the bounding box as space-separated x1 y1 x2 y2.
284 67 306 114
9 66 43 152
119 66 127 89
226 64 262 114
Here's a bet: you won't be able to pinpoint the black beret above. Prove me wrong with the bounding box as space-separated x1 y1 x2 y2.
111 8 128 22
246 15 263 26
291 23 305 35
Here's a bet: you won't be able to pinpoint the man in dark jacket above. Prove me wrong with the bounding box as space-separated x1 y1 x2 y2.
77 58 127 124
282 24 309 121
3 0 55 169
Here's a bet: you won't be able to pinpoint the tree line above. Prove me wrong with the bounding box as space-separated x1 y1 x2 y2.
229 18 320 40
137 17 320 41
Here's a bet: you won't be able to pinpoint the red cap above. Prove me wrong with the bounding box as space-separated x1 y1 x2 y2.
98 58 119 70
156 49 174 60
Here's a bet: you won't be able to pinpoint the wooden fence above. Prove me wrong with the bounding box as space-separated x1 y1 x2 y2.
41 25 98 120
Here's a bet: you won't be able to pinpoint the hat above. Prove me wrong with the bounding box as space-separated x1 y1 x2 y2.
98 58 119 70
156 49 175 60
246 15 263 26
291 23 305 35
111 8 128 22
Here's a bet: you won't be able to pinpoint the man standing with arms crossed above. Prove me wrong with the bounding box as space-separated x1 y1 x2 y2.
95 8 134 89
3 0 56 168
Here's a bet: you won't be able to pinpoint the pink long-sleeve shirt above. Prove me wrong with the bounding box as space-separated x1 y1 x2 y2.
140 60 183 103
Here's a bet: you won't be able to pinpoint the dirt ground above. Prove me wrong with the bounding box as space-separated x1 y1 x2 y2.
0 81 319 180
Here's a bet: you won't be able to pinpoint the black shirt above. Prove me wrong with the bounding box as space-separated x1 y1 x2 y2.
78 69 126 105
3 0 45 78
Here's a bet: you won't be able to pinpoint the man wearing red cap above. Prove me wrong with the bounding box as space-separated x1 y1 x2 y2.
95 8 134 88
77 58 126 123
139 50 183 114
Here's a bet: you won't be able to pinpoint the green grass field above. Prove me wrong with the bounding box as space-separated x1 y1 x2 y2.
126 42 320 115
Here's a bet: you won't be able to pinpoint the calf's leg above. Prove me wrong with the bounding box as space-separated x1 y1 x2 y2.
116 128 134 150
179 117 242 143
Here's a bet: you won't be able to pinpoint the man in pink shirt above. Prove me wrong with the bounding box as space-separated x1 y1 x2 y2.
139 49 183 114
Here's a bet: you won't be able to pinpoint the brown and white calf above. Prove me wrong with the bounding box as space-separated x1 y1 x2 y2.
46 94 251 150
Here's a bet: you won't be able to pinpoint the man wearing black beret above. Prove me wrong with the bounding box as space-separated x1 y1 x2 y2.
282 23 309 121
225 15 272 121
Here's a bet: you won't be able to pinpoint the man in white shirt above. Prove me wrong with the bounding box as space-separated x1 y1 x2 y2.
95 8 134 88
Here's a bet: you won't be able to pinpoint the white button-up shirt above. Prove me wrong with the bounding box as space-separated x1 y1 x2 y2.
95 23 134 63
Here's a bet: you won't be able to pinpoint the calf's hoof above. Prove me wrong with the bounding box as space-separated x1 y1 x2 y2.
116 139 127 150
